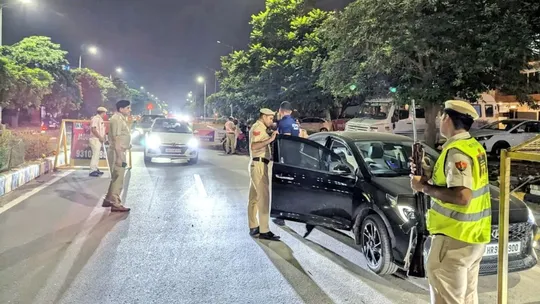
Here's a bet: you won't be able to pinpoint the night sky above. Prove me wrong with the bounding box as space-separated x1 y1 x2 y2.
4 0 351 111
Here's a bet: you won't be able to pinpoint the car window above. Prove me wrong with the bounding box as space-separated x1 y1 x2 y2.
278 138 339 172
309 135 328 146
415 108 425 119
517 121 540 133
354 140 438 176
330 140 358 170
482 120 523 131
473 105 482 117
485 105 494 117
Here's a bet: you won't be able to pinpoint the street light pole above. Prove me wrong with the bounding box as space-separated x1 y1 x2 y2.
203 81 207 120
0 6 4 46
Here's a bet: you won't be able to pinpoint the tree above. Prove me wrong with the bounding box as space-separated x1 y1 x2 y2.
3 36 82 114
105 77 131 110
130 88 148 115
73 68 114 117
213 0 333 118
0 57 53 126
319 0 540 146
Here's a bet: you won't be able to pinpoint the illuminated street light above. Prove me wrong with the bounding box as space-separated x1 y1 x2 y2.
196 76 207 120
115 67 123 74
79 45 99 69
140 86 145 90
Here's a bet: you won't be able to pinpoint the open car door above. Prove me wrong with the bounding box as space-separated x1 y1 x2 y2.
271 135 357 230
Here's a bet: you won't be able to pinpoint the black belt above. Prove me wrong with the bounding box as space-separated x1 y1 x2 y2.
252 157 270 164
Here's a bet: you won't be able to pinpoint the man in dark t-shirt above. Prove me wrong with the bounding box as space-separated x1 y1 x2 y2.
277 101 299 136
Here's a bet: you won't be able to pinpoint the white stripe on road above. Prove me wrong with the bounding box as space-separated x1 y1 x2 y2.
0 170 73 215
194 174 207 198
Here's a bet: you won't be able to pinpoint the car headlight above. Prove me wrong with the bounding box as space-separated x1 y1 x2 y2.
475 135 493 141
528 207 536 224
187 137 199 149
387 194 416 222
147 135 161 150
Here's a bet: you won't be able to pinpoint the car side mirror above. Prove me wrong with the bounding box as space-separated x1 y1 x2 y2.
332 163 353 175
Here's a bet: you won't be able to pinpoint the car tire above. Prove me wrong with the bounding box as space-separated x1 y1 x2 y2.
492 141 510 157
360 214 398 275
320 128 328 132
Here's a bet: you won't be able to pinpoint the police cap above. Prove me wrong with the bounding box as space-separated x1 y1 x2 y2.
97 106 107 113
444 100 479 120
260 108 275 116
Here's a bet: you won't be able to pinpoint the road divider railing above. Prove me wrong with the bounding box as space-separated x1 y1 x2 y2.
53 119 132 171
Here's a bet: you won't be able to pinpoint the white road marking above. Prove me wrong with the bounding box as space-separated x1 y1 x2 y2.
194 174 207 198
0 170 73 215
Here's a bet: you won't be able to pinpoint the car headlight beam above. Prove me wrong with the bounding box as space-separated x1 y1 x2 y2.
147 135 161 150
187 138 199 149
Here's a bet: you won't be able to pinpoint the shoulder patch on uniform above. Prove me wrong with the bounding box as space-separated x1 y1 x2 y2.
455 161 468 171
253 131 261 136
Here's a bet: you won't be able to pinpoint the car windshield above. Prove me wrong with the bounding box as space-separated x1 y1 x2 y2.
140 115 165 126
354 140 439 176
355 103 391 120
152 119 192 133
480 120 523 131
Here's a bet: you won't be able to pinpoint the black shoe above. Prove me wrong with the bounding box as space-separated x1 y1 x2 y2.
89 171 100 177
249 227 260 237
259 231 280 241
97 170 104 175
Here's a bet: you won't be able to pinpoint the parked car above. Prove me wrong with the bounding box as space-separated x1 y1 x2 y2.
472 119 540 156
300 117 333 133
144 118 199 164
270 131 537 276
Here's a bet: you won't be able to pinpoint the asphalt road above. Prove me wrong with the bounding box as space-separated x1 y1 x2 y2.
1 149 540 304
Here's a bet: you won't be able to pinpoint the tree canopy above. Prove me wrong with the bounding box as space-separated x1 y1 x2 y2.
209 0 540 146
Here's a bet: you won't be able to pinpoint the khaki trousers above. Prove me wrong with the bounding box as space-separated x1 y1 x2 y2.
248 161 270 233
426 235 486 304
107 144 116 174
226 133 236 153
89 138 101 171
106 163 126 203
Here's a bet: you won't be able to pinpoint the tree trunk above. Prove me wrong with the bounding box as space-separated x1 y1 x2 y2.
424 103 440 148
10 110 20 128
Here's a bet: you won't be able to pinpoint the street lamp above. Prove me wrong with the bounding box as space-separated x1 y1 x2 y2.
0 0 34 46
197 76 207 120
140 86 145 90
217 40 234 52
79 44 99 69
116 67 123 73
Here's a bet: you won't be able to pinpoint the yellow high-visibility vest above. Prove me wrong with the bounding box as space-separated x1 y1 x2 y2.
427 137 491 244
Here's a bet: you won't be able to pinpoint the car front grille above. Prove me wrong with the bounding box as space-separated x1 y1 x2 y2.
479 222 536 275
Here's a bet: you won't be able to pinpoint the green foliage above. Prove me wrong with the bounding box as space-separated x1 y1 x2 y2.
73 68 115 117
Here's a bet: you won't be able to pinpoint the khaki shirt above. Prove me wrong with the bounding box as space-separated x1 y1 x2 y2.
109 113 131 149
433 132 474 190
90 114 105 139
249 120 271 159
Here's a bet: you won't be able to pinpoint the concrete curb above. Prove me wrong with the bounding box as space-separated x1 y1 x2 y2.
0 153 66 197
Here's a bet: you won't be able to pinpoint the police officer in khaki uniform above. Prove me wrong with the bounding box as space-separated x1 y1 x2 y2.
248 108 280 241
103 100 132 212
410 100 491 304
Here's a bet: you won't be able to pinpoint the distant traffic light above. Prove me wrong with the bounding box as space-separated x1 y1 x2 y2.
147 103 154 110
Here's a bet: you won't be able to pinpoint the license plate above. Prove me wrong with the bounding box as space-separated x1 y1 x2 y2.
484 242 521 257
165 148 183 153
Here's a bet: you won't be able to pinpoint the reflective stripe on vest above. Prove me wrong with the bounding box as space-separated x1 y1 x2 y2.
427 137 492 244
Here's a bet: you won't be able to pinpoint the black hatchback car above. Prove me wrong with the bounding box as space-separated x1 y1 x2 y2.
270 132 537 276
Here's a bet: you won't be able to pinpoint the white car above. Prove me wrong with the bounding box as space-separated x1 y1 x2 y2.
471 119 540 156
144 118 199 164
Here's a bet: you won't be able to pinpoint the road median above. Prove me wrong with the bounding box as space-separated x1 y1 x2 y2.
0 152 67 197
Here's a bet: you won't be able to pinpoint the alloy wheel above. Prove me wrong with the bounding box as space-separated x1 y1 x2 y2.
362 221 382 269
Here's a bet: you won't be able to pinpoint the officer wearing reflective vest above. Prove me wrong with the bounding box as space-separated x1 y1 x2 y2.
410 100 491 304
